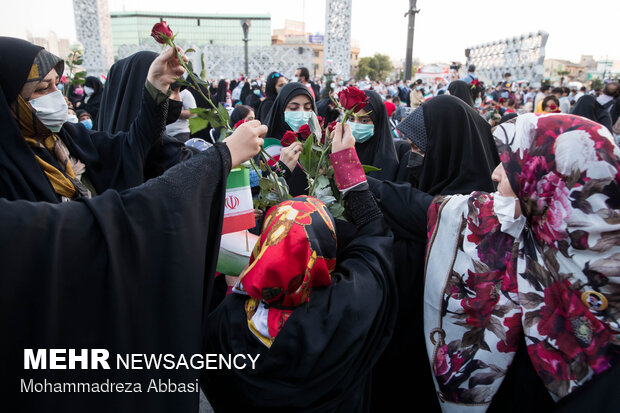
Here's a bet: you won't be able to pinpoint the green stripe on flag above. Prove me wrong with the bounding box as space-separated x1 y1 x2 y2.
226 168 250 189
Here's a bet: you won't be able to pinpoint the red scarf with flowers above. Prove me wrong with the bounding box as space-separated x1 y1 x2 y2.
424 114 620 411
234 196 337 347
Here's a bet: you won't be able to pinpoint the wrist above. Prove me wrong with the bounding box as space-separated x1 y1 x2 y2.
329 148 367 193
146 75 170 95
225 141 243 169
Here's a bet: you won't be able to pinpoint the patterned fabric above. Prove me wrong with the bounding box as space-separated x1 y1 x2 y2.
13 94 90 200
396 105 427 152
20 49 64 101
234 196 337 347
424 114 620 412
329 147 367 192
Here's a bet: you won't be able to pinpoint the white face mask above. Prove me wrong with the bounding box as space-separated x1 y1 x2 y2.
84 86 95 96
29 90 68 133
493 193 526 238
67 114 79 124
292 77 299 83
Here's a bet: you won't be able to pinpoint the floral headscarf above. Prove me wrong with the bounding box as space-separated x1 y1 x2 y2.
234 196 337 347
424 114 620 411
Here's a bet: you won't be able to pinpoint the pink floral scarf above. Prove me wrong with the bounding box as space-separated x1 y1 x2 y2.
424 114 620 412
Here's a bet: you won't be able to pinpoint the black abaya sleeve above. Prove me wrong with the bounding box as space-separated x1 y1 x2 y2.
203 193 397 412
61 86 169 193
0 143 231 413
367 176 433 240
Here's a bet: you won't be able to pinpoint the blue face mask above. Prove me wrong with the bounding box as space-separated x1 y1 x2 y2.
80 119 93 130
284 110 312 131
348 122 375 143
253 89 261 96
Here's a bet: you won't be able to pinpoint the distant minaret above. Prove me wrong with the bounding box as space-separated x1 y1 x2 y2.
72 0 114 77
324 0 352 79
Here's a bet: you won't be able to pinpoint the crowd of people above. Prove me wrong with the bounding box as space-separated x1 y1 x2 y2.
1 35 619 413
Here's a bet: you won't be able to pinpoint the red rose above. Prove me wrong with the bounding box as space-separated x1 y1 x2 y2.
234 119 246 129
338 87 368 112
151 21 173 44
297 124 311 140
281 131 298 147
328 121 337 133
317 116 325 127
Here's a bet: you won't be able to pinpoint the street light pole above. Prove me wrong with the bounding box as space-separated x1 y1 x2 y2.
241 20 252 76
404 0 420 81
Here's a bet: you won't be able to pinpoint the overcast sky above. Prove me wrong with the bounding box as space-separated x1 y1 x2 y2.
3 0 618 64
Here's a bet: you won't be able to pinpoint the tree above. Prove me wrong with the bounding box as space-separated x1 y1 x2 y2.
590 77 603 91
356 53 393 81
557 70 570 86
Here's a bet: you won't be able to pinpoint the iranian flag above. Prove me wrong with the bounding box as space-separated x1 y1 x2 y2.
262 138 282 167
222 168 255 234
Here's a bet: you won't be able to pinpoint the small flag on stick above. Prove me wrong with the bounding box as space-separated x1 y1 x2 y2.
222 168 255 234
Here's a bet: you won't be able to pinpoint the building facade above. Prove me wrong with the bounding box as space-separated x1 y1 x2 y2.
110 11 271 60
271 20 360 79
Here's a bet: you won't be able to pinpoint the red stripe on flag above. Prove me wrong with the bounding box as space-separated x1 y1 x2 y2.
222 212 255 234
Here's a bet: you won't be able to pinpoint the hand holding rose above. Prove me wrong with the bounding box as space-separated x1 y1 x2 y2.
146 46 188 94
331 122 355 154
224 120 267 168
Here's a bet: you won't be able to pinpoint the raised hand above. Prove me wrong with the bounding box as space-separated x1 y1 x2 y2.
146 46 188 94
224 120 267 168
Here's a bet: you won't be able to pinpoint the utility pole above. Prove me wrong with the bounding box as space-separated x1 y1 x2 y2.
404 0 420 81
241 20 252 76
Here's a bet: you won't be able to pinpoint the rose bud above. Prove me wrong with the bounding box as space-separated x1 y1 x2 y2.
151 21 173 44
234 119 247 129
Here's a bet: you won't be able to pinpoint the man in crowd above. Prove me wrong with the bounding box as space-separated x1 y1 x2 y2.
295 67 319 100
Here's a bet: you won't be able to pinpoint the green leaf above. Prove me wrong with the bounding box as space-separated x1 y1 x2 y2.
265 192 280 203
190 107 209 119
185 48 196 54
298 135 315 172
362 164 381 172
217 104 230 127
174 77 189 86
258 178 274 191
205 110 222 128
218 129 228 142
328 201 346 220
189 117 208 134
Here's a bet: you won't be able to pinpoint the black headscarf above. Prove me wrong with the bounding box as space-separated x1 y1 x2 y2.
0 37 172 202
243 84 261 112
354 90 399 181
96 50 195 180
67 84 84 107
216 79 227 104
82 76 104 122
263 82 316 139
418 95 499 195
0 37 54 201
239 82 251 106
447 80 474 107
257 72 284 122
316 98 340 125
97 51 158 133
571 94 613 133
